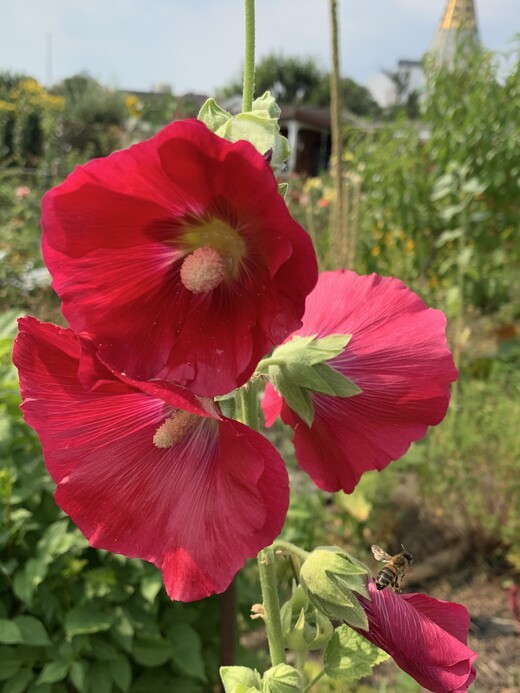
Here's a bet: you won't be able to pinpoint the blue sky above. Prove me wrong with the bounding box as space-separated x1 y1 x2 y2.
1 0 519 97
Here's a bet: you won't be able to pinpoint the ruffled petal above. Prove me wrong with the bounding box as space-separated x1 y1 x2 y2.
42 119 317 396
262 271 457 492
14 317 289 601
359 582 477 693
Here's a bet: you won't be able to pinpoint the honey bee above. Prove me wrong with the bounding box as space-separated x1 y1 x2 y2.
371 545 413 592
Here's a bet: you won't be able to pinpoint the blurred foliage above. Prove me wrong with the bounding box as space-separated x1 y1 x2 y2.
53 74 127 158
0 75 63 167
218 53 381 117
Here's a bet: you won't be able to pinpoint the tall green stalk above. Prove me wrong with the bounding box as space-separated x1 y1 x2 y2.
242 0 256 112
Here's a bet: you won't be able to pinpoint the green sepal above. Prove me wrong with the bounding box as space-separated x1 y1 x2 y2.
324 626 390 681
299 547 370 630
220 666 262 693
198 91 290 170
258 335 361 426
278 182 289 198
262 664 303 693
280 585 333 652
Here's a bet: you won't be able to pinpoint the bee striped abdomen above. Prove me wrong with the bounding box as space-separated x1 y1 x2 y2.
375 565 398 590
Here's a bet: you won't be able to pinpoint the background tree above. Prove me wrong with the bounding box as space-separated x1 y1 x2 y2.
218 52 381 117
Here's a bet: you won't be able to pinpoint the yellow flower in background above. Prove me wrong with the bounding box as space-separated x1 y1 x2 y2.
404 239 415 255
303 176 322 192
371 246 381 257
342 150 354 162
384 231 394 247
125 94 142 118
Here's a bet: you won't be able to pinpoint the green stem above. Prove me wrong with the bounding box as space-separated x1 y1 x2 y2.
329 0 345 265
257 548 286 666
302 668 326 692
242 0 256 112
294 650 306 675
271 539 309 568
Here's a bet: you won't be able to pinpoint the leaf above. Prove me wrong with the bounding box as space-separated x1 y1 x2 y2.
3 668 34 693
140 573 163 603
89 662 113 693
132 637 174 667
0 619 24 644
168 623 207 681
13 616 51 646
36 660 71 685
64 606 112 638
109 653 132 692
324 626 389 681
69 660 88 693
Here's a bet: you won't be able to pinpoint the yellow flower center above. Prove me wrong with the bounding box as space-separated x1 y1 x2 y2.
153 410 198 448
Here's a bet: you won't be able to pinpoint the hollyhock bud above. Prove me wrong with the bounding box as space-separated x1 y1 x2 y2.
280 585 333 651
220 666 262 693
299 547 370 629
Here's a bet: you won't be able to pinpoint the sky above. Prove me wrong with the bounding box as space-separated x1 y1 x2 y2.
1 0 519 100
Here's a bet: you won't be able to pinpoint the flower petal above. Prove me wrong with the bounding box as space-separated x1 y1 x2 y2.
359 582 477 693
262 271 458 492
42 120 317 396
14 317 289 601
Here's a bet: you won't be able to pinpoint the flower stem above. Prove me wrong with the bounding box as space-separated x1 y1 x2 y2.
271 539 309 569
302 668 326 692
242 0 256 112
257 547 286 666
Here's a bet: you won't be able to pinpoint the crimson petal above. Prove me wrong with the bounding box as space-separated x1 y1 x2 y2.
358 582 477 693
14 317 289 601
42 119 317 396
262 270 458 493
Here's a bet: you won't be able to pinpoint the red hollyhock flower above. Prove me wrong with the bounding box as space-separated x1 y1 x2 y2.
358 581 477 693
13 317 289 602
262 270 458 493
41 119 317 397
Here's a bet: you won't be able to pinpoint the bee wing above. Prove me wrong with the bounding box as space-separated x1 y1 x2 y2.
371 545 393 562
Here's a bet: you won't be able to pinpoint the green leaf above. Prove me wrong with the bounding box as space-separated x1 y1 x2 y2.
13 616 51 646
3 668 34 693
89 662 113 693
270 364 314 426
109 653 132 692
324 626 389 681
36 660 71 685
0 619 24 644
197 98 231 131
168 623 207 681
69 660 88 693
132 637 174 667
64 606 113 638
140 573 163 603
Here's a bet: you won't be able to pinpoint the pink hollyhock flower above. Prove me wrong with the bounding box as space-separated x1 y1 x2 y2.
262 270 458 493
358 581 477 693
15 185 31 198
13 316 289 602
41 119 317 397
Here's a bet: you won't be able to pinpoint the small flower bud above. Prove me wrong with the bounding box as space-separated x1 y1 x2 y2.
262 664 303 693
280 585 333 652
299 546 370 630
220 665 262 693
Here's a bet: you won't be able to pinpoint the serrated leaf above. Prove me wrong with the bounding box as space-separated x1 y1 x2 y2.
36 660 70 685
324 626 389 681
0 619 23 644
168 623 206 681
13 616 51 647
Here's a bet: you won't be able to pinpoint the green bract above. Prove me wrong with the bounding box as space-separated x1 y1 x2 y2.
198 92 290 170
299 547 370 630
220 665 262 693
280 585 333 652
324 625 390 681
258 334 362 426
262 664 303 693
